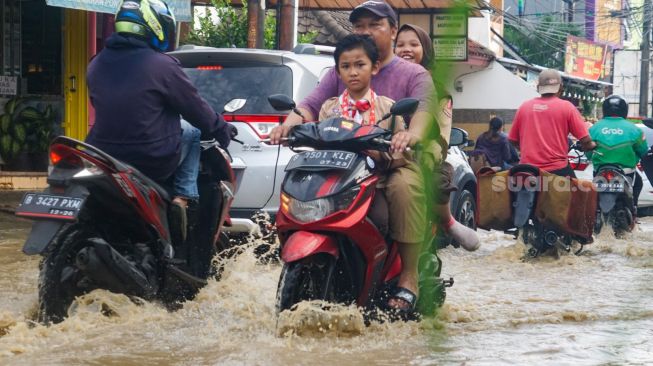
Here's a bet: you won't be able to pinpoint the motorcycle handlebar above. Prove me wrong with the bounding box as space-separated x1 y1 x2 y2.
371 138 413 152
259 137 414 152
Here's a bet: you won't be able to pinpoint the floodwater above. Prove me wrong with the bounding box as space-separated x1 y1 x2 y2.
0 211 651 365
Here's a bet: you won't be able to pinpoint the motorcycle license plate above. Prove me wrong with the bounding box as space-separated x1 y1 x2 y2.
285 150 356 171
595 182 625 193
15 193 85 221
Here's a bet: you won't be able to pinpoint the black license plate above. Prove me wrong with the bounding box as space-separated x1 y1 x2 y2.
596 182 625 192
15 193 85 221
286 150 356 171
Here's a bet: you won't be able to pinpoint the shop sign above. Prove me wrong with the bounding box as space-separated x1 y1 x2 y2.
432 11 468 62
0 76 17 96
433 38 467 61
564 36 611 81
433 13 467 37
593 0 622 46
45 0 192 22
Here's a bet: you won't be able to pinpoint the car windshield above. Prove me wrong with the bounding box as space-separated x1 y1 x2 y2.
184 65 292 114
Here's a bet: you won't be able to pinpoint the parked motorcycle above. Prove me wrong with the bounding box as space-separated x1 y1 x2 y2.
508 164 595 257
266 95 452 320
16 132 236 323
593 165 636 236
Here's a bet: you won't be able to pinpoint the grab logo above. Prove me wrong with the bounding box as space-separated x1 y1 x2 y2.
601 127 624 135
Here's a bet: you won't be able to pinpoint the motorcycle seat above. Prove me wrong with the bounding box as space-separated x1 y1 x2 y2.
125 164 171 202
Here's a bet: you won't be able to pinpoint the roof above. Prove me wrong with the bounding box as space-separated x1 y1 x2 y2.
193 0 483 15
271 0 483 12
298 10 351 45
497 57 613 87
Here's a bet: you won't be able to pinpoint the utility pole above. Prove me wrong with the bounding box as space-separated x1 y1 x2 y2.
640 0 651 117
247 0 265 48
278 0 296 50
563 0 574 23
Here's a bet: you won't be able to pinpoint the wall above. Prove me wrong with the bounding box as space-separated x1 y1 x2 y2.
613 49 651 116
447 60 539 140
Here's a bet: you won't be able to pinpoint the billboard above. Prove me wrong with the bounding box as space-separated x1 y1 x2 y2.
46 0 192 22
564 36 612 81
586 0 623 46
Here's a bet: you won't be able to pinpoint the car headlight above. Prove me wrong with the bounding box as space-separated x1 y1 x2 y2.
282 187 361 223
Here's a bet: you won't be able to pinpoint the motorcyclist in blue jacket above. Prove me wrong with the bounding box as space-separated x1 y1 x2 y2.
85 0 235 225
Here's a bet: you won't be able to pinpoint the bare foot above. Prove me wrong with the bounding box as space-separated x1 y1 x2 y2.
172 196 188 209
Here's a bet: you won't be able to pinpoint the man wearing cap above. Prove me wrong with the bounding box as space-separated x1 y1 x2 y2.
509 69 595 177
269 1 440 315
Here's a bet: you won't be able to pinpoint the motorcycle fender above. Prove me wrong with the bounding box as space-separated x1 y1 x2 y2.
22 220 65 255
513 190 536 228
599 193 618 214
280 231 339 263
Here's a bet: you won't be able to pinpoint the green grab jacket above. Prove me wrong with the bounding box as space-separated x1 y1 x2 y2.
588 117 648 171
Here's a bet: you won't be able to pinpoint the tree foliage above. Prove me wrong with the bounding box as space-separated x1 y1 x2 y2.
186 0 276 49
504 16 582 69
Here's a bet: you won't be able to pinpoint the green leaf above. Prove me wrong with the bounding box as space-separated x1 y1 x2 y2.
17 107 42 122
0 114 9 133
0 135 11 155
10 139 22 156
13 124 26 143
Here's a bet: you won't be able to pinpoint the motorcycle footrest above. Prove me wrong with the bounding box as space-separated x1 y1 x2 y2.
166 264 207 289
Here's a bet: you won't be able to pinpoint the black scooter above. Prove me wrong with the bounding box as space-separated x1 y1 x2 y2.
16 134 235 323
593 165 635 236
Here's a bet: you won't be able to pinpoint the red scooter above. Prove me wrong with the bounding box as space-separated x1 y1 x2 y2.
267 95 452 319
15 135 235 323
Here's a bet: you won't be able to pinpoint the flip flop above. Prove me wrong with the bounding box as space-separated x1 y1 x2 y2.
169 202 187 244
386 286 418 321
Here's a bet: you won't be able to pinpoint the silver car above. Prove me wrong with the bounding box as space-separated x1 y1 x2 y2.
170 46 477 239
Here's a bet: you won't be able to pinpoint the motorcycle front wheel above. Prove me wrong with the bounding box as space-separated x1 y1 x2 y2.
275 253 336 314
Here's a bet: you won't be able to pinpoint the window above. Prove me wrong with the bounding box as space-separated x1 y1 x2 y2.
20 0 62 95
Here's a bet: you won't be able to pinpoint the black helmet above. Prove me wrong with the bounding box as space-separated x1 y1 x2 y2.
115 0 176 52
602 95 628 118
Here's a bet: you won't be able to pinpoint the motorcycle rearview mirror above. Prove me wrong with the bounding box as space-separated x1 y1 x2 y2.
643 118 653 129
268 94 307 121
268 94 296 111
390 98 419 116
449 127 468 147
224 98 246 113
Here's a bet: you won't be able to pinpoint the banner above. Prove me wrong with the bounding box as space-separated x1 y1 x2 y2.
46 0 191 22
564 36 611 81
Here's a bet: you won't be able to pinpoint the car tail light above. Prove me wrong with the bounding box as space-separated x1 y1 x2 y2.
229 114 284 139
197 65 223 71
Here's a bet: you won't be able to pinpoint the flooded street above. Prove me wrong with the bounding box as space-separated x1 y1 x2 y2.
0 210 651 365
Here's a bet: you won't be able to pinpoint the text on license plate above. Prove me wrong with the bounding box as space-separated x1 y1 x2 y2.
17 193 85 220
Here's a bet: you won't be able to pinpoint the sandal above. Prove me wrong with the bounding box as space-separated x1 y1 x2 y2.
169 201 188 244
386 286 419 321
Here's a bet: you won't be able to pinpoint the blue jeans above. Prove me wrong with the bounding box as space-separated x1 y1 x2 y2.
174 120 201 200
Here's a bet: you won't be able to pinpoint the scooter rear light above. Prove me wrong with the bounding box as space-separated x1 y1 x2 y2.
600 170 616 181
569 161 589 171
50 144 83 167
49 144 104 178
229 114 284 139
637 162 643 172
